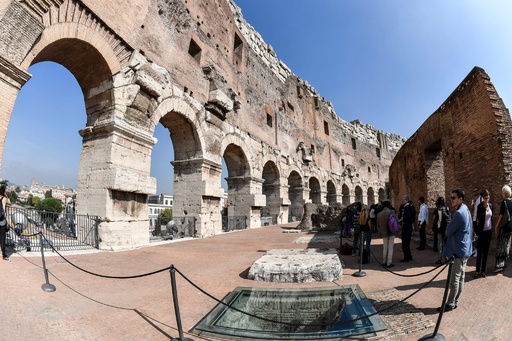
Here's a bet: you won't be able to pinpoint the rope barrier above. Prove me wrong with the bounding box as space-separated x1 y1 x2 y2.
173 262 449 329
369 247 446 277
40 233 170 279
17 231 452 334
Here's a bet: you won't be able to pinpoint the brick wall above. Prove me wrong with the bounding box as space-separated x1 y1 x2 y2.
389 67 512 219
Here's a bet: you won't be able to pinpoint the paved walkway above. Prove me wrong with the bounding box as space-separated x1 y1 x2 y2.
1 224 511 340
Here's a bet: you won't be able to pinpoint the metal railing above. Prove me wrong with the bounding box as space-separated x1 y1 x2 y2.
5 206 100 252
150 216 197 240
222 215 247 232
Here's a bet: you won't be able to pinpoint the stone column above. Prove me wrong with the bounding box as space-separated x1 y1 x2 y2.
226 176 266 228
172 158 223 237
78 121 157 250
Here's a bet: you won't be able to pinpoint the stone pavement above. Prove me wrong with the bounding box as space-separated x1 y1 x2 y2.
1 224 511 341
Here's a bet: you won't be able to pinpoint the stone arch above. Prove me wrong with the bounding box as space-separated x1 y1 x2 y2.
378 188 386 202
222 143 257 224
342 184 350 206
327 180 337 206
152 98 205 162
262 160 281 223
367 187 375 206
4 11 152 250
355 185 363 203
288 170 304 222
309 177 321 205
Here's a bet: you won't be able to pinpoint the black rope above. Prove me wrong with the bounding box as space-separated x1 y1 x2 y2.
173 263 448 329
40 233 170 279
370 248 445 277
17 254 209 340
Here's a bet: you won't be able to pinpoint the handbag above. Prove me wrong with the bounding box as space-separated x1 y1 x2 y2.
499 200 511 228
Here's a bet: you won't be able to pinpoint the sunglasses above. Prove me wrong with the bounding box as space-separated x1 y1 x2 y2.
451 196 458 200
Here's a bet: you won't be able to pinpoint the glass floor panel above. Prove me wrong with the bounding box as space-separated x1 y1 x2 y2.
190 285 387 340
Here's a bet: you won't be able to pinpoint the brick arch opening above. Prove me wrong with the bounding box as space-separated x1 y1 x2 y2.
355 185 363 203
425 141 446 206
223 143 251 218
32 38 112 99
327 180 337 206
262 161 280 223
156 111 204 219
288 171 304 222
159 112 203 162
378 188 386 202
309 177 321 205
367 187 375 206
342 184 350 206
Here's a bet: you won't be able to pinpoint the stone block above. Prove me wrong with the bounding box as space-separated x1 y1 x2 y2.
247 248 342 283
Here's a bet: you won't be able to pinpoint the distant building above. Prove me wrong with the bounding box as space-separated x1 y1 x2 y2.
148 193 174 228
29 178 75 202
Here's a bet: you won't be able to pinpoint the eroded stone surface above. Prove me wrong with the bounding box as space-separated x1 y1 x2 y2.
247 248 342 283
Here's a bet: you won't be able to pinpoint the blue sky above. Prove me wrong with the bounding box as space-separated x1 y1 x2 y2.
3 0 512 194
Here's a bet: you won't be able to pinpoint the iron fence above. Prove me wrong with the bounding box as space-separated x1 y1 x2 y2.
5 206 100 252
150 216 197 241
222 215 247 232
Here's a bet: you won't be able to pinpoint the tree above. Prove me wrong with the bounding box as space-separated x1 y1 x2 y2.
15 186 20 193
36 197 62 213
0 179 8 186
7 190 17 204
45 189 53 199
32 196 41 207
159 208 173 217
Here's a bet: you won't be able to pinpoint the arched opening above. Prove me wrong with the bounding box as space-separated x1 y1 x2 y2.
367 187 375 206
223 144 251 227
288 171 303 222
2 62 84 193
355 186 363 203
309 177 321 205
262 161 280 225
342 184 351 206
378 188 386 202
155 111 203 237
326 180 337 206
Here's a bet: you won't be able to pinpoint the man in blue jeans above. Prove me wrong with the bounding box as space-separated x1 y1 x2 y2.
438 188 473 312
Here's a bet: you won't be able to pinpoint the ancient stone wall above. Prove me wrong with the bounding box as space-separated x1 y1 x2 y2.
389 67 512 217
0 0 404 249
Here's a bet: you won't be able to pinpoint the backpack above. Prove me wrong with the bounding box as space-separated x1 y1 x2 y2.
388 212 400 234
0 197 4 220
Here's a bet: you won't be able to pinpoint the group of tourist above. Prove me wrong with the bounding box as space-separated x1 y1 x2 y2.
344 185 512 313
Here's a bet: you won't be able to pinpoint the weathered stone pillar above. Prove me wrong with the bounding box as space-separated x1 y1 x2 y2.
288 185 304 222
78 121 156 250
172 158 223 237
226 176 266 228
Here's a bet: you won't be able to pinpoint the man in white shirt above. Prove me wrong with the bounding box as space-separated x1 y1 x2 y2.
417 196 428 250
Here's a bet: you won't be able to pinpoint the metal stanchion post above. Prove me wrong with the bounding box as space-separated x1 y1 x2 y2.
40 233 56 292
169 265 193 341
353 231 366 277
420 257 455 341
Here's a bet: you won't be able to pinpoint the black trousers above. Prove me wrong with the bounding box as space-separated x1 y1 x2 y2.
476 229 492 273
0 225 8 258
402 224 413 260
419 221 426 248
